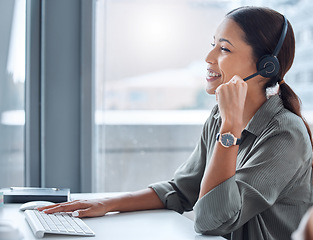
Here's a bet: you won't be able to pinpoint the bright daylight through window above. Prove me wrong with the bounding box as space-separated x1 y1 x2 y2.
0 0 312 191
94 0 313 192
0 0 25 188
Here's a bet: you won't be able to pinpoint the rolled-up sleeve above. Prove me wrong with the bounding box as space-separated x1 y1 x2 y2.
193 116 312 235
149 181 186 214
149 137 208 214
194 176 241 233
149 96 313 239
149 106 219 214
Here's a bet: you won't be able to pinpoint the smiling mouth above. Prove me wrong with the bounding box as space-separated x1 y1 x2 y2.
206 70 221 81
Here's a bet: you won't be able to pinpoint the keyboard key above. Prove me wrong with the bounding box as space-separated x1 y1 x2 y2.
72 218 94 234
59 214 76 233
24 210 95 237
34 211 51 231
62 214 84 233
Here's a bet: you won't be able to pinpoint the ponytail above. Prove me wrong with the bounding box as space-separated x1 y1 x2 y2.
226 6 313 150
279 82 313 149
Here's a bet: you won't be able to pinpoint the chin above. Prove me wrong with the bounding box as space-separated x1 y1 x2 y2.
206 86 217 95
206 79 223 95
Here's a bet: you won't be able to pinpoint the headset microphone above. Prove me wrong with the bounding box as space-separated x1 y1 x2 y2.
243 67 270 81
243 15 288 82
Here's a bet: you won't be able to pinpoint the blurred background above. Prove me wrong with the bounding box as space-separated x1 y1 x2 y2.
1 0 312 192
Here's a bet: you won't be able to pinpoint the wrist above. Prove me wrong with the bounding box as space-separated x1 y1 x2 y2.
220 123 242 139
106 193 137 212
99 195 123 213
216 132 241 148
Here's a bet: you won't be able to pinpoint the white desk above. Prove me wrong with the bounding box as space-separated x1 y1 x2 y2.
0 193 225 240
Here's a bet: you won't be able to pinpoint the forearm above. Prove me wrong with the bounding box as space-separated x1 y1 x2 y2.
199 124 240 199
107 188 165 212
199 146 238 198
199 75 247 199
38 188 165 218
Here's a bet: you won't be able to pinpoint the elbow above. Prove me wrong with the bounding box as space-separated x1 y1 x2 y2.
193 206 240 236
193 211 221 235
194 220 211 235
194 219 224 236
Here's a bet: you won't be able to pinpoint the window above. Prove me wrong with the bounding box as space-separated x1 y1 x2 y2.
3 0 311 192
0 0 25 188
0 0 307 192
94 0 313 192
94 0 222 192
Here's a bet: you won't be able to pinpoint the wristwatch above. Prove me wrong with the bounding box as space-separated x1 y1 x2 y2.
216 132 241 148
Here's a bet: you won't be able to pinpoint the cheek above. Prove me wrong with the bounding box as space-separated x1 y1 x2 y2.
219 60 234 83
220 57 256 81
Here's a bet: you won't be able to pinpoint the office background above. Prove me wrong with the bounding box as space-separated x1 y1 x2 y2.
1 0 312 193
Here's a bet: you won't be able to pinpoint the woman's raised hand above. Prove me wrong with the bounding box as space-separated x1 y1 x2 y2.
215 75 248 134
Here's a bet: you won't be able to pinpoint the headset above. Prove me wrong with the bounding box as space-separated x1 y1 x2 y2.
243 15 288 81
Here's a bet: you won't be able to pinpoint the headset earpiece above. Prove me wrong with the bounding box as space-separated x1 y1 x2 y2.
243 16 288 82
256 54 280 78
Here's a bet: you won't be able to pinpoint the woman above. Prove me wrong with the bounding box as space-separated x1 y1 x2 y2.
39 6 313 240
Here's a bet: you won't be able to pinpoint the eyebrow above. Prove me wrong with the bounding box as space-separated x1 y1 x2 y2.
220 38 234 47
213 36 235 47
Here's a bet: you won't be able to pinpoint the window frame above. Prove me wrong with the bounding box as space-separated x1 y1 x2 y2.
25 0 95 193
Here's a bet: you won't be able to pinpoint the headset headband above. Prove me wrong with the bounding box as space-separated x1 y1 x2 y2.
272 16 288 57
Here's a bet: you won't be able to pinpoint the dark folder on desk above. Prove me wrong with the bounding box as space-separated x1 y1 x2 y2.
1 187 70 203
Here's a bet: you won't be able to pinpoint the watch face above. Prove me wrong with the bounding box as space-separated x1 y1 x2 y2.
221 133 235 147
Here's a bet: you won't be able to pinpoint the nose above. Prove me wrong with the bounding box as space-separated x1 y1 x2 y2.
205 48 217 64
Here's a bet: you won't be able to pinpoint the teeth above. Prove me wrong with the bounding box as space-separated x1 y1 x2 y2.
207 71 221 78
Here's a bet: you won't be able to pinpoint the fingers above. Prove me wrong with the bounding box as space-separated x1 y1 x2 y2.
72 208 103 218
215 75 247 100
215 75 247 130
36 199 108 218
36 203 60 211
216 75 245 91
37 200 83 214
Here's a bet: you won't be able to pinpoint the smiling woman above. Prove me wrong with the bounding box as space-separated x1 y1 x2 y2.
94 0 313 197
37 5 313 240
205 18 256 94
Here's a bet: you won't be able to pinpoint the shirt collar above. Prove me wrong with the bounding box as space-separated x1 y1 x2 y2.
213 94 284 136
213 105 221 125
245 94 284 136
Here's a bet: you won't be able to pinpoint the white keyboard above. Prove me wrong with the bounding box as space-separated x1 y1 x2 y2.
24 210 95 238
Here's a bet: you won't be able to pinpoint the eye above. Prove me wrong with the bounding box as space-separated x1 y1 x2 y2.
220 47 231 52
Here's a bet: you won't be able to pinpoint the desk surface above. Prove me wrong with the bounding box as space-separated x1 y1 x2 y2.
0 193 225 240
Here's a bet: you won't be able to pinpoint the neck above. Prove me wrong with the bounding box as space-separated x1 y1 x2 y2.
242 89 267 128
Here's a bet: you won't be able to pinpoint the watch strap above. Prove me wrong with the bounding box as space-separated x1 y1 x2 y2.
235 137 241 145
216 132 241 146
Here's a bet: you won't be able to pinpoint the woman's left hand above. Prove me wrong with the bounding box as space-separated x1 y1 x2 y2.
215 75 248 134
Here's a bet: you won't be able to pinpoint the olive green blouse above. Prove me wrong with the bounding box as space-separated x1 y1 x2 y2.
150 95 313 240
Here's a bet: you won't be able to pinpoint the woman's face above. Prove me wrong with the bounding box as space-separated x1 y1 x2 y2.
205 18 257 94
